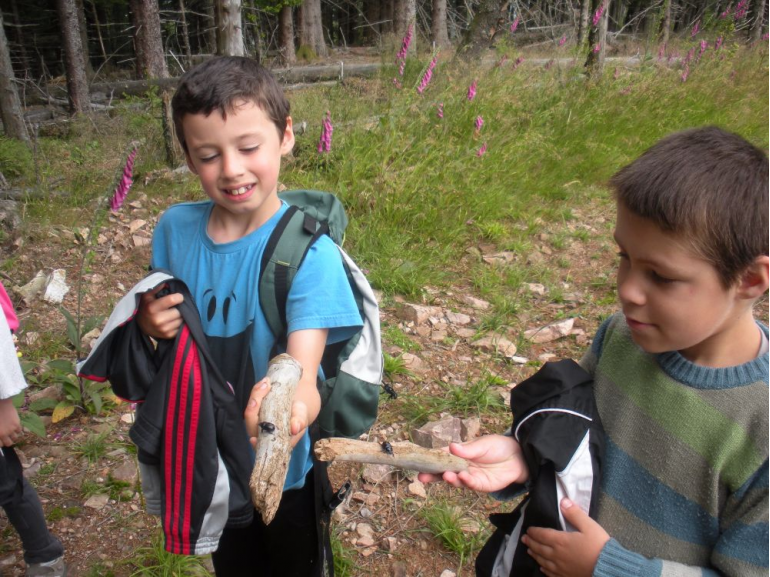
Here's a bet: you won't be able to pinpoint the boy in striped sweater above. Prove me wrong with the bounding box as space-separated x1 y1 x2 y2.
420 126 769 576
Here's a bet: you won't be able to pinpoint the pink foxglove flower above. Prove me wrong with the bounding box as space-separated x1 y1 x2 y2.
437 103 444 119
698 40 708 58
681 65 689 83
496 55 508 67
474 115 484 131
396 24 413 62
734 0 748 19
592 3 605 27
720 5 732 18
317 111 333 153
417 56 438 94
399 59 406 76
763 33 769 41
392 78 402 89
510 16 520 33
691 20 700 37
558 35 567 47
110 147 138 212
657 43 666 61
715 36 724 51
476 143 487 157
593 43 601 53
513 56 524 69
467 80 477 101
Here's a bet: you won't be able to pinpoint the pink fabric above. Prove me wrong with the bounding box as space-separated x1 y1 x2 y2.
0 282 18 332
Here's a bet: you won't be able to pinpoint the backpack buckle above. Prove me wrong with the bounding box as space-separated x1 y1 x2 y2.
328 480 351 510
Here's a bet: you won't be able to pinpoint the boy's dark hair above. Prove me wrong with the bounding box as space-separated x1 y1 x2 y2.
171 56 290 152
610 126 769 287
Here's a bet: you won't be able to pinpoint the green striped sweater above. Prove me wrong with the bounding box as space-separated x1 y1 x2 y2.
581 313 768 577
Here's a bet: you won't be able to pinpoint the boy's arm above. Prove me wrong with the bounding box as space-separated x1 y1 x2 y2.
285 327 327 446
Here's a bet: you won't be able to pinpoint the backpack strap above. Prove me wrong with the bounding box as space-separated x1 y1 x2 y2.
259 205 329 345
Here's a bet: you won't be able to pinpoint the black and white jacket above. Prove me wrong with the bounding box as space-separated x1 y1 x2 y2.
476 359 605 577
76 271 254 555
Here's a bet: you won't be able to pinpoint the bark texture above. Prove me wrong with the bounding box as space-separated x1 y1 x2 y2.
432 0 450 48
0 11 29 141
56 0 91 113
249 354 303 525
216 0 245 56
298 0 327 56
279 5 296 65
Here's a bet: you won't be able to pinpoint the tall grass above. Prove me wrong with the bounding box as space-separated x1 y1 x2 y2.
285 45 768 300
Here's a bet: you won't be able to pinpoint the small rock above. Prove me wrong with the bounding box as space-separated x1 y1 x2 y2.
460 417 480 441
412 417 462 448
440 571 457 577
538 353 557 362
390 561 408 577
407 480 426 498
356 523 374 538
120 412 135 424
396 303 442 325
361 546 377 557
111 460 138 485
454 328 476 339
23 331 40 346
357 535 375 548
42 269 70 304
524 318 575 343
471 335 517 357
482 252 515 266
382 536 398 551
84 494 110 510
128 219 147 233
362 463 395 484
445 312 471 326
401 353 428 375
462 295 490 310
526 283 546 295
509 356 529 364
132 235 151 247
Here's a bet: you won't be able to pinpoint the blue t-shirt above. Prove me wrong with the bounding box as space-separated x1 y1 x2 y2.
151 200 363 489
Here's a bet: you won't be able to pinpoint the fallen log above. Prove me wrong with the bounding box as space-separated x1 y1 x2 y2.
249 354 303 524
314 438 469 474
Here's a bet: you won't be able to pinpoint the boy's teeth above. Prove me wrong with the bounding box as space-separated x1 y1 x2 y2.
228 185 251 195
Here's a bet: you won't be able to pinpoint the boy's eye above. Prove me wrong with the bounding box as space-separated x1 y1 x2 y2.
241 146 259 153
200 155 218 163
651 270 676 284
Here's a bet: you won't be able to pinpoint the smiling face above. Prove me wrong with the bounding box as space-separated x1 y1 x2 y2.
183 100 294 241
614 202 761 367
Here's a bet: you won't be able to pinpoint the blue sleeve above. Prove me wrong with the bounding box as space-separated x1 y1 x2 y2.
286 235 363 344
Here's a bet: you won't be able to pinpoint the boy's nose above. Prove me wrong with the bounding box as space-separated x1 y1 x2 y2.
617 273 645 306
221 152 244 178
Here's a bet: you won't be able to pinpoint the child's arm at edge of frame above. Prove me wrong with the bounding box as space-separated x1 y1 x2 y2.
0 398 22 447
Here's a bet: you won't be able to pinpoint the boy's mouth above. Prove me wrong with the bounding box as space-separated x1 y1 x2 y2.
223 184 254 196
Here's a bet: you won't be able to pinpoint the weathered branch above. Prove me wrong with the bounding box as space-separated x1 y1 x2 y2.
314 438 469 474
249 354 303 525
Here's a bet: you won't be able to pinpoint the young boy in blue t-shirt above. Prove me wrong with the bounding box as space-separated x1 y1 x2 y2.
420 126 768 577
137 56 362 577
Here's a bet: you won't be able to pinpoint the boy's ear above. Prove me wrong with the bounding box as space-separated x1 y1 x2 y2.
736 255 769 300
280 117 295 156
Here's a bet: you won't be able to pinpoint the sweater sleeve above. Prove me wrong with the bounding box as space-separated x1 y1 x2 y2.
0 307 26 400
594 461 769 577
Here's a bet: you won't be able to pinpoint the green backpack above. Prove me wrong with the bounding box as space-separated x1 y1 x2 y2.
259 190 383 438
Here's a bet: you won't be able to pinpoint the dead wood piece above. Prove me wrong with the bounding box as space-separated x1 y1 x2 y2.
249 354 303 524
314 438 469 475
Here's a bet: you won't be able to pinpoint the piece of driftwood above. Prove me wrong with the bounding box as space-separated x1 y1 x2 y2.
249 354 303 524
314 438 469 475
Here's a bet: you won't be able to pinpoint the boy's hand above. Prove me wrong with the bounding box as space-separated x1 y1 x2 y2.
289 401 309 447
136 284 183 340
244 378 271 449
522 498 610 577
0 398 22 447
417 434 529 493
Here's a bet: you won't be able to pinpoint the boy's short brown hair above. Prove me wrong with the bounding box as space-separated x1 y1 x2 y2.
171 56 290 152
610 126 769 287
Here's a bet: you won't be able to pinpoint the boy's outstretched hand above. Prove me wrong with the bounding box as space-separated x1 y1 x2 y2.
417 434 529 492
243 379 308 448
522 498 610 577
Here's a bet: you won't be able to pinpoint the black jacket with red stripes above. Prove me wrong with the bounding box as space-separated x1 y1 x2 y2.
77 271 254 555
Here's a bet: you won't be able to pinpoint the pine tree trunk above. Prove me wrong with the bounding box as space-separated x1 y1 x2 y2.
365 1 381 43
660 0 672 45
178 0 193 67
0 11 29 141
585 0 611 78
298 0 327 57
279 5 296 65
381 0 394 34
456 0 506 60
75 0 94 76
56 0 91 113
394 0 416 53
432 0 450 48
578 0 591 46
216 0 244 56
130 0 168 78
751 0 767 40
